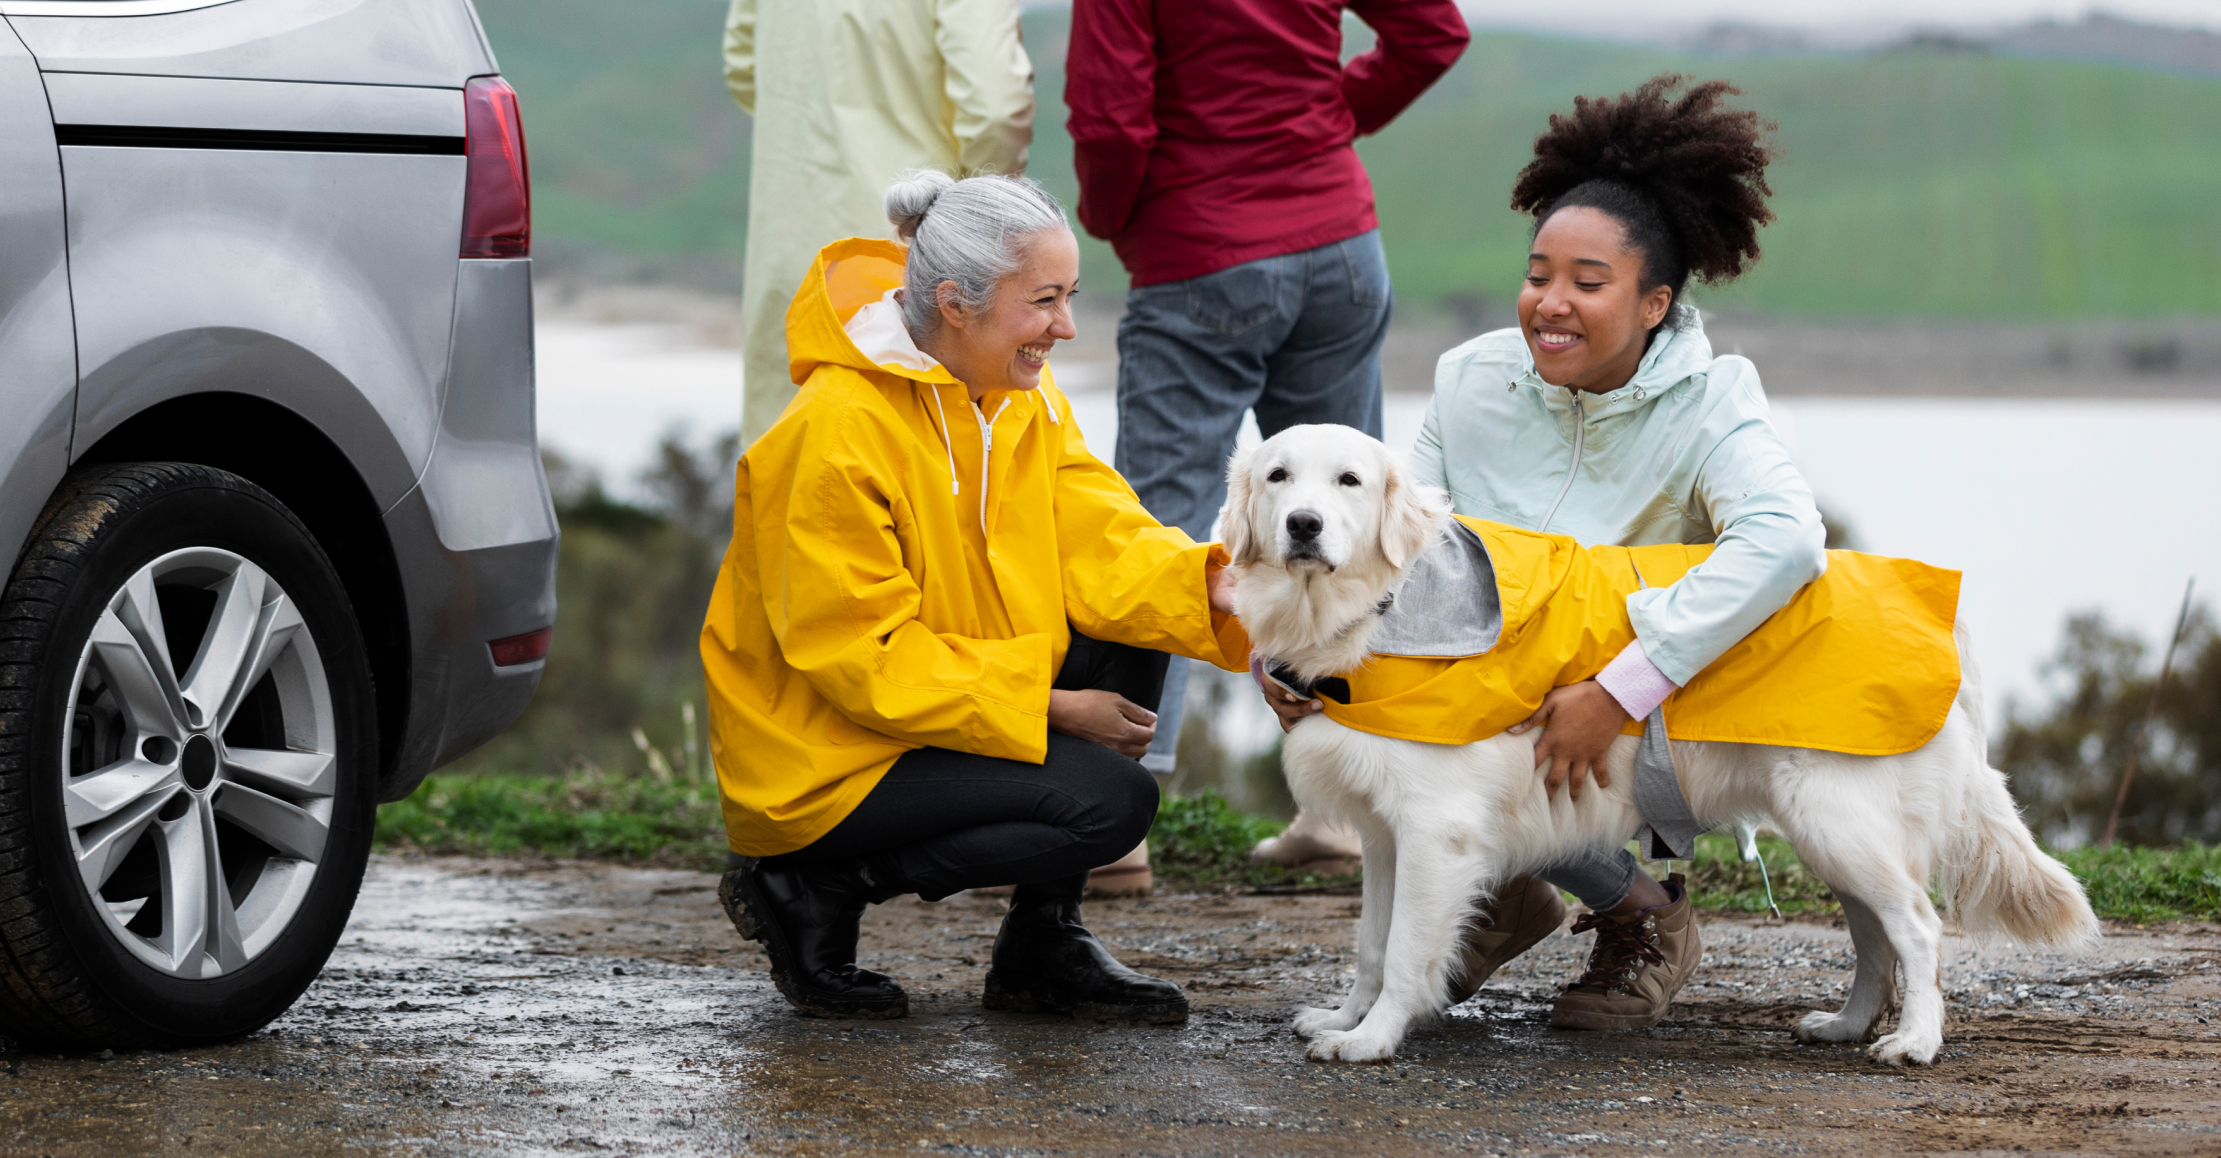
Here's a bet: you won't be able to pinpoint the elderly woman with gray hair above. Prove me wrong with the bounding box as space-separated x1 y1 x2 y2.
703 171 1251 1022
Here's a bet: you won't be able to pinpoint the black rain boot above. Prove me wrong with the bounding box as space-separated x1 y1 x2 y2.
982 878 1189 1024
720 856 909 1019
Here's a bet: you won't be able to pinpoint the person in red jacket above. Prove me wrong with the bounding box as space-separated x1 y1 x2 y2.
1065 0 1469 778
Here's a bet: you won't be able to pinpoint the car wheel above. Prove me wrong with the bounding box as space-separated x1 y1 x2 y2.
0 462 376 1048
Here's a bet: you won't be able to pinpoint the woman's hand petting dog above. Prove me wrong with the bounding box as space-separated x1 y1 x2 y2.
1509 680 1631 800
1207 565 1239 615
1049 689 1157 758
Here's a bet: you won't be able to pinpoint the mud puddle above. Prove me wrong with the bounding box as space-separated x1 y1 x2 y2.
4 854 2219 1156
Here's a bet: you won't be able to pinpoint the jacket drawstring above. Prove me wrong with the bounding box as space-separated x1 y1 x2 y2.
926 385 959 495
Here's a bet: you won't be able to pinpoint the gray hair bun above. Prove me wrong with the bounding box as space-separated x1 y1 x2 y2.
882 171 1069 336
884 168 957 241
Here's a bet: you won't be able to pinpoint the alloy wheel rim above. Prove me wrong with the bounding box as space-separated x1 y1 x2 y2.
60 547 338 979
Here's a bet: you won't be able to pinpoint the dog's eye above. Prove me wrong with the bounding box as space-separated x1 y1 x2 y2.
1338 472 1361 487
1267 468 1288 483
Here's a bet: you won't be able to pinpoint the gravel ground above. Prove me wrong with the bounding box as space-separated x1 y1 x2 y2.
3 853 2218 1156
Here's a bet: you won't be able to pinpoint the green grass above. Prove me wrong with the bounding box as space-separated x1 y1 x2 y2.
1146 793 1362 893
374 772 729 869
375 780 2221 923
1683 832 1842 914
477 1 2221 319
2051 842 2221 924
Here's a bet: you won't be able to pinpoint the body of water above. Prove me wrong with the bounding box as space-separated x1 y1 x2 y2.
534 323 2221 724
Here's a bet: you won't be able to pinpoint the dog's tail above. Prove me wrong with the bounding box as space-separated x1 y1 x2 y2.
1941 624 2100 949
1944 764 2099 949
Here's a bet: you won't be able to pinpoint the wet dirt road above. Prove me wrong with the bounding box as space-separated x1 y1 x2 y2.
4 855 2219 1157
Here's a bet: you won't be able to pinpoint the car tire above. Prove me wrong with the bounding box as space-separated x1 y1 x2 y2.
0 462 377 1048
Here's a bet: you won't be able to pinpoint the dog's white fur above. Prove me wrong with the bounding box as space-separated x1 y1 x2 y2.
1226 424 2099 1066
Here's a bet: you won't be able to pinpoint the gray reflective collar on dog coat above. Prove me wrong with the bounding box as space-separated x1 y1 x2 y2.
1366 521 1503 659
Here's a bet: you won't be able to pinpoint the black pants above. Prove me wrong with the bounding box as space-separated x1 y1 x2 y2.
770 631 1170 903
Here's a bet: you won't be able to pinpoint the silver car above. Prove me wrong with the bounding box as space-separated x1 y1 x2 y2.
0 0 553 1047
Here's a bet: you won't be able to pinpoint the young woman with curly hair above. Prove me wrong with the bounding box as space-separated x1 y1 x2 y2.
1260 75 1824 1030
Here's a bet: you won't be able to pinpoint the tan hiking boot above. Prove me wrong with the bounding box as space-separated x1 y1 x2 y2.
1447 875 1568 1005
1549 872 1701 1030
1086 840 1153 898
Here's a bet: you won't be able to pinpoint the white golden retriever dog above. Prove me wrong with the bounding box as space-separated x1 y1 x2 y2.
1224 424 2097 1066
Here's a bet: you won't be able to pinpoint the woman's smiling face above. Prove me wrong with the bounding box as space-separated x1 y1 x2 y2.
930 228 1080 398
1517 206 1675 393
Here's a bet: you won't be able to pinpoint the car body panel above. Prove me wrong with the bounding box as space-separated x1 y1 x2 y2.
64 143 465 502
5 0 493 88
0 22 78 585
422 258 552 553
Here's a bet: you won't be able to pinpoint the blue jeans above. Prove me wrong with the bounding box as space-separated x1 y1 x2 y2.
1113 230 1391 775
1542 847 1641 911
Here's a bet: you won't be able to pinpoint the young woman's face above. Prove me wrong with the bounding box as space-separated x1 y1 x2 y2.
1517 206 1675 393
933 228 1080 397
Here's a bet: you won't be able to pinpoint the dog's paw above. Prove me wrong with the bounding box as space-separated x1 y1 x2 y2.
1793 1009 1872 1044
1293 1005 1362 1039
1304 1028 1399 1064
1867 1030 1940 1067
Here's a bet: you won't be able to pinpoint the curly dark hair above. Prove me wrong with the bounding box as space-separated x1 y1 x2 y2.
1510 75 1776 318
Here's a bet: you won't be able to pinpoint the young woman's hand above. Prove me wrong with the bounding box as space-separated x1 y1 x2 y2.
1260 676 1323 733
1509 680 1631 800
1048 689 1156 758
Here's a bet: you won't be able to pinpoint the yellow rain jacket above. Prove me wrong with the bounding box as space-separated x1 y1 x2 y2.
701 238 1252 856
1316 518 1962 756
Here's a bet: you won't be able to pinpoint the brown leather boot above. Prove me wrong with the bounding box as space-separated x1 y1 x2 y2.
1549 872 1701 1030
1446 875 1568 1005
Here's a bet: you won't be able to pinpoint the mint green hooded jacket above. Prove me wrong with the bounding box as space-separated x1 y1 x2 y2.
1409 313 1827 687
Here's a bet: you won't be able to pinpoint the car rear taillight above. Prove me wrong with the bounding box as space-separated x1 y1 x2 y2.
489 627 552 667
461 76 530 258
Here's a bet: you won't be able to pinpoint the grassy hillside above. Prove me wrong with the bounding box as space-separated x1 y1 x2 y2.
476 1 2221 319
1356 34 2221 319
475 0 750 269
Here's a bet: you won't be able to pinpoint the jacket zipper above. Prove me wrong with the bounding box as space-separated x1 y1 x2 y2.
1538 389 1585 533
973 397 1010 533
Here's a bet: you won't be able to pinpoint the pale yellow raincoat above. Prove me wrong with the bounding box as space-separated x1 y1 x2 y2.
701 239 1252 856
1320 518 1964 756
726 0 1035 445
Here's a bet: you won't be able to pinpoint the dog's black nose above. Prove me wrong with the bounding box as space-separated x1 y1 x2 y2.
1286 510 1323 542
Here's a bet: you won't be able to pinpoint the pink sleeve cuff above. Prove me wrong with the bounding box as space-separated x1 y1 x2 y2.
1596 639 1680 721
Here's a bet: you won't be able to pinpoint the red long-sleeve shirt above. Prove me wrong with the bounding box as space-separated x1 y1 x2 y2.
1066 0 1468 287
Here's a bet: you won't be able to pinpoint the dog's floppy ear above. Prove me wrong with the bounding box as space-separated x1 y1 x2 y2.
1219 444 1261 565
1378 454 1450 569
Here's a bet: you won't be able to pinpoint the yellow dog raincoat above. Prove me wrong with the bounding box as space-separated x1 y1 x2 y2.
1308 518 1963 757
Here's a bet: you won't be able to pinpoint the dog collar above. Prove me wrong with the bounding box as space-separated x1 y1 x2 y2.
1264 660 1351 705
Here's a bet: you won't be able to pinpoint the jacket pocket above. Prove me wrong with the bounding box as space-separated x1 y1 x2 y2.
1183 260 1279 337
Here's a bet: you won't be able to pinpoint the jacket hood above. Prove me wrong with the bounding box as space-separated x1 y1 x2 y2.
785 237 964 389
1517 309 1717 422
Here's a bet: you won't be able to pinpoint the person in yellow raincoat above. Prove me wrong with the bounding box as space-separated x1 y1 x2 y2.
701 170 1249 1022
